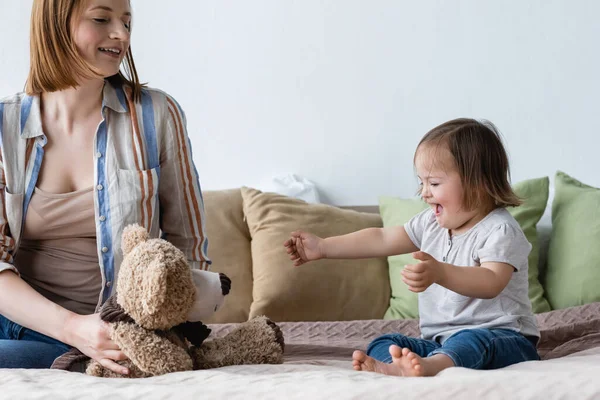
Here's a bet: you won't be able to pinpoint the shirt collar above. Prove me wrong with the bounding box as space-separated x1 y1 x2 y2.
102 80 128 114
19 94 44 139
20 80 128 140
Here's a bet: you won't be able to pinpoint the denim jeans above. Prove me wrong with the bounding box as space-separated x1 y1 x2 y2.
0 314 71 368
366 328 540 370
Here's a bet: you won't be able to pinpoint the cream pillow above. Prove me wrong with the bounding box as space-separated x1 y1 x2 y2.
202 189 253 323
241 187 390 322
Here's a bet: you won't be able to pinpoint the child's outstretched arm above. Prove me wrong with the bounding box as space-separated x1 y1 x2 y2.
284 226 419 266
402 251 513 299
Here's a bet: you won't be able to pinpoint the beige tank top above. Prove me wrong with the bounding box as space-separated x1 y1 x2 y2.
15 186 102 315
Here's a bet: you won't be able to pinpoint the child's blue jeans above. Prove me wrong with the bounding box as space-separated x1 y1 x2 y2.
366 328 540 370
0 314 71 368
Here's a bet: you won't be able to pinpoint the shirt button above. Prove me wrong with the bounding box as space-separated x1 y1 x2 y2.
96 152 102 158
99 215 106 222
102 247 109 253
106 281 112 287
96 184 104 191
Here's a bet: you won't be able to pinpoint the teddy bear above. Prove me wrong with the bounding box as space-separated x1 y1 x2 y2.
52 224 284 377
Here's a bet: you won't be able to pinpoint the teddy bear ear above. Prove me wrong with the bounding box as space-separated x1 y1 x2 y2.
121 224 150 255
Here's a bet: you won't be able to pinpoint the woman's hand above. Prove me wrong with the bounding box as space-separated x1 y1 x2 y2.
64 313 129 375
284 231 325 266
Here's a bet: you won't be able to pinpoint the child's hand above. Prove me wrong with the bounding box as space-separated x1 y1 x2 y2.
401 251 443 292
284 231 325 266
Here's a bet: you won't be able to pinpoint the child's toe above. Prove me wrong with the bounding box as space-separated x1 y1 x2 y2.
352 350 367 362
389 345 402 358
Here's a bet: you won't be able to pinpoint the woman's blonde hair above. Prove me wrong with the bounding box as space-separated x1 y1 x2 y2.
415 118 522 211
25 0 142 101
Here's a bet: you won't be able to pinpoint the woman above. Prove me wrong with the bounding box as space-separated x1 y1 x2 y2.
0 0 211 374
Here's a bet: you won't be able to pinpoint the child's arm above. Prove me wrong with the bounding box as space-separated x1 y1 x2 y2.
401 251 513 299
284 226 418 266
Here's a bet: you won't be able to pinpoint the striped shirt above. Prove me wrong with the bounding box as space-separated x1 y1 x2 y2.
0 80 211 309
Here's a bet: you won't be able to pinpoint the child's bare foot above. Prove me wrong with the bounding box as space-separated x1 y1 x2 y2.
352 345 454 377
352 350 394 375
352 346 423 376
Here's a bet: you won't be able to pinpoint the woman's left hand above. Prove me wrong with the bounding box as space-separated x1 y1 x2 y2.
401 251 444 293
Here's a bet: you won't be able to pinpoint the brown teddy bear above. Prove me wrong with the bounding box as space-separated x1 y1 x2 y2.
52 224 284 377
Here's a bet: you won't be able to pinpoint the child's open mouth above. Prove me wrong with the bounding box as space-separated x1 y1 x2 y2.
434 204 443 216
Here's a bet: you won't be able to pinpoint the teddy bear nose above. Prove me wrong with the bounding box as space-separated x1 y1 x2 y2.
219 273 231 295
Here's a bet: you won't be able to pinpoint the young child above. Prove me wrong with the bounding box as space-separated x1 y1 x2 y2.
284 118 540 376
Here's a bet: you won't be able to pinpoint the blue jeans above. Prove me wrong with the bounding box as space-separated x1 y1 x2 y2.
0 314 71 368
366 328 540 370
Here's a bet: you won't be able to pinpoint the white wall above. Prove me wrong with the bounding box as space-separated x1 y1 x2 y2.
1 0 599 205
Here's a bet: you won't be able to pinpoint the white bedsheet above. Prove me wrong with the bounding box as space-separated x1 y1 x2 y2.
1 347 599 400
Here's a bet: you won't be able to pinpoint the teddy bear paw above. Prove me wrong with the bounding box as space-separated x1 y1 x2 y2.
264 318 285 352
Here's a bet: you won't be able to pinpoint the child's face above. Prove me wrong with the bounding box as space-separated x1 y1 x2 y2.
71 0 131 79
414 145 483 235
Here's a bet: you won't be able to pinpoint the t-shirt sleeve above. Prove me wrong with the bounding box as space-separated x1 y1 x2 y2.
403 208 432 249
477 223 532 271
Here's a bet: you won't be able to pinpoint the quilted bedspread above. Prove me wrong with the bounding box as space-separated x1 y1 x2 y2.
1 302 599 399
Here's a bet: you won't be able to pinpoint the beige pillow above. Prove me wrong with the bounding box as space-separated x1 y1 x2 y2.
202 189 253 323
241 187 390 322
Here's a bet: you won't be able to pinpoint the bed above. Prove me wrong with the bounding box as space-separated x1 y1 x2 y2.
1 302 599 399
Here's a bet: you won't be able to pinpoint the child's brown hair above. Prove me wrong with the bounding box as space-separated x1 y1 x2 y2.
415 118 521 211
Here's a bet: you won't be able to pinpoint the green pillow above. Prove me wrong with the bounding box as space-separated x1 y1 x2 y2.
507 177 552 313
381 176 551 320
380 197 428 319
544 171 600 309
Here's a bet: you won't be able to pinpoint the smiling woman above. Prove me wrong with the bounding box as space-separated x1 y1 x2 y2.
26 0 141 100
0 0 219 374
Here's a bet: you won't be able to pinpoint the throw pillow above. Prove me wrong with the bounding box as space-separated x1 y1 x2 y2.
507 177 552 313
241 187 390 321
202 189 253 323
379 197 427 319
544 171 600 309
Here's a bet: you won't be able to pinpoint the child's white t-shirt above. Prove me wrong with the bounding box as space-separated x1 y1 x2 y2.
404 208 540 344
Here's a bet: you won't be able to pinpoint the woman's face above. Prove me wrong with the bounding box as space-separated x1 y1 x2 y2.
72 0 131 78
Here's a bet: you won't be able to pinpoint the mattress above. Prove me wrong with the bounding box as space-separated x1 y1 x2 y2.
1 302 599 399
